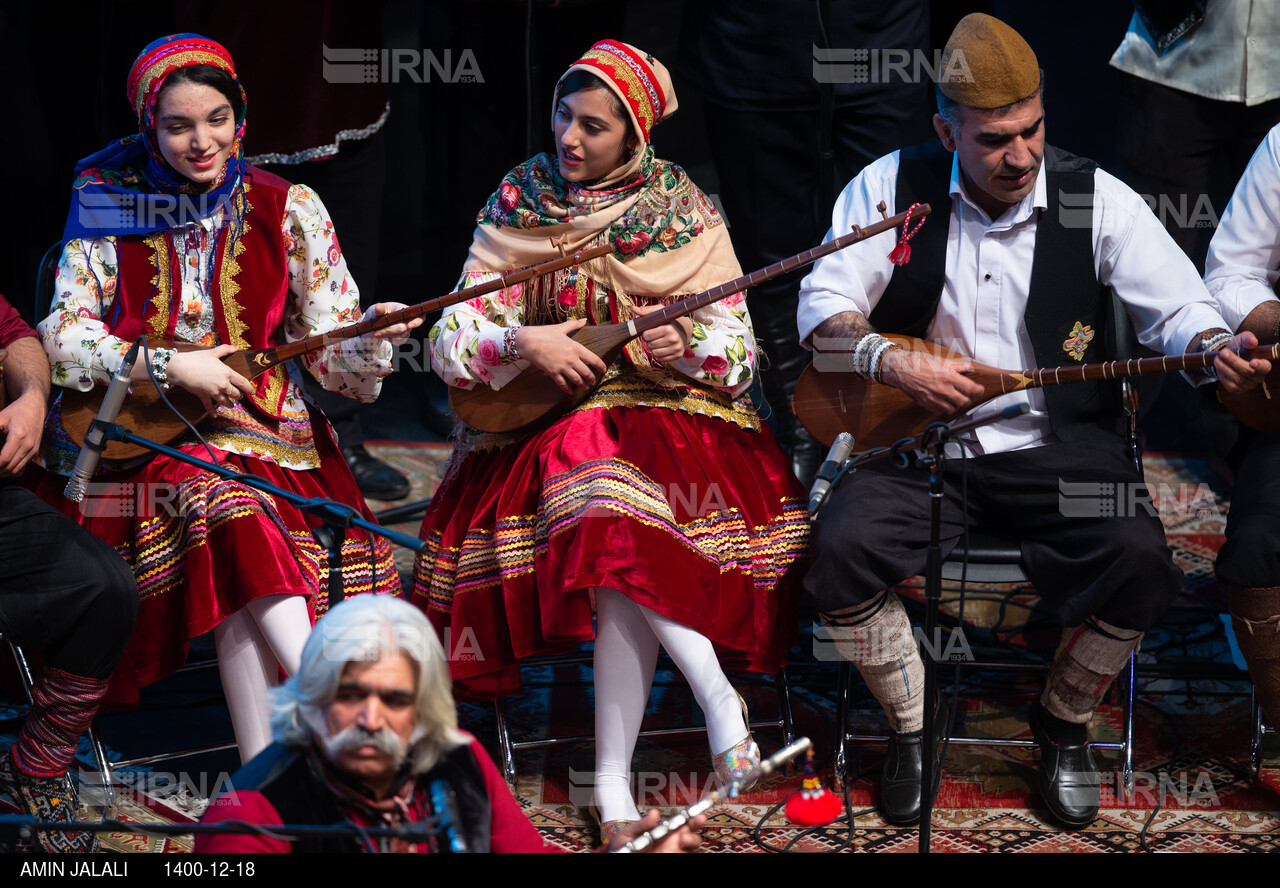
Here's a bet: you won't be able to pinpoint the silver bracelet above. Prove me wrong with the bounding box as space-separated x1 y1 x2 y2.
502 325 522 362
849 333 899 383
149 347 175 390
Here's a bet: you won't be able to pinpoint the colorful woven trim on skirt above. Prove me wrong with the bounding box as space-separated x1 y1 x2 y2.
128 474 399 607
415 457 807 614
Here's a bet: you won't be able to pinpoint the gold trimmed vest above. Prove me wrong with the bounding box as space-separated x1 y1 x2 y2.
110 167 320 464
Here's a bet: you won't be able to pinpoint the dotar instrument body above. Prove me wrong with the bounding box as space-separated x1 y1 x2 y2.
450 205 932 434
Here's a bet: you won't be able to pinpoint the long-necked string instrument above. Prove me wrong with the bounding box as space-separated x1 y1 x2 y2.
449 204 932 433
613 737 813 853
793 333 1280 449
57 242 615 460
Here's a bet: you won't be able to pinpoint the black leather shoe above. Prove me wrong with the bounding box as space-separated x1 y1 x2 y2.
880 697 948 826
1028 699 1100 829
342 445 411 501
881 729 925 825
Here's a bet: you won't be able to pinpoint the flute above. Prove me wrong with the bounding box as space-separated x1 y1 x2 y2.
613 736 814 853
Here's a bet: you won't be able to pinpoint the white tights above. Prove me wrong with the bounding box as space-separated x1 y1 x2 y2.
592 588 747 823
213 594 313 763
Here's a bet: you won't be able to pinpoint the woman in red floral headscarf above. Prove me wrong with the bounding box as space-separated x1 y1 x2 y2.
413 40 807 838
33 34 418 761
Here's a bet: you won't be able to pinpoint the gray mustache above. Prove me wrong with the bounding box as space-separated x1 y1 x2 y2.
323 724 408 759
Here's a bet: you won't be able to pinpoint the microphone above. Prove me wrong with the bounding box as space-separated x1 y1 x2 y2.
428 779 468 853
808 432 855 517
65 339 141 503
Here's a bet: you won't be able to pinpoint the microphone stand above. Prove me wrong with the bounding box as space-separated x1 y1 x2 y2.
820 403 1030 854
89 421 425 606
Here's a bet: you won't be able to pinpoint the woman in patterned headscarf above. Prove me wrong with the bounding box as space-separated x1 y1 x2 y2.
33 34 418 761
413 41 807 838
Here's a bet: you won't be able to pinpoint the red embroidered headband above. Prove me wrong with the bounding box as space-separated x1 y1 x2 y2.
556 40 677 144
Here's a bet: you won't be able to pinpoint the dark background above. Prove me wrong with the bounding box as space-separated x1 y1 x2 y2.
0 0 1156 444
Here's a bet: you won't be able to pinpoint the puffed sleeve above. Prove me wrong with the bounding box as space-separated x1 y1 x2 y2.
428 272 531 390
662 290 756 397
39 237 134 391
281 183 392 402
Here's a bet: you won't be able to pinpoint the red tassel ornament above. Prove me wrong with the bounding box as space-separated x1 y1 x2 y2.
888 202 926 266
784 749 842 826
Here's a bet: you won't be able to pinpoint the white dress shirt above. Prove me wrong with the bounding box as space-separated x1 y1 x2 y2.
797 148 1227 455
1205 123 1280 330
1110 0 1280 107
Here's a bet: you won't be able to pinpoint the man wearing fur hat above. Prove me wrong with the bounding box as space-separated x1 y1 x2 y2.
798 13 1270 829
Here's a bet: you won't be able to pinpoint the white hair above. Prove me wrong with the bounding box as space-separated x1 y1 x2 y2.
270 595 467 774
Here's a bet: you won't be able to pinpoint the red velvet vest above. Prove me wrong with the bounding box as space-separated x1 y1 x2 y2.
111 166 295 421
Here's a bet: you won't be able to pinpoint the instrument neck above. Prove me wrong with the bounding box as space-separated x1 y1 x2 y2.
629 206 930 336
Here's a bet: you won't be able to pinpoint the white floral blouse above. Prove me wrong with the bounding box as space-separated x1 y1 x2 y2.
429 273 758 399
40 184 391 467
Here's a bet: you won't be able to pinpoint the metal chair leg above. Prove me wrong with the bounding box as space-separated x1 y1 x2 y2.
1121 651 1136 798
1251 688 1264 784
495 698 518 789
774 668 795 747
834 661 851 790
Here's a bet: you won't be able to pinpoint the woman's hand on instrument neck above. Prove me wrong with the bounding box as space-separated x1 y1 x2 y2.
630 303 692 365
163 344 255 414
881 347 983 415
360 302 424 348
513 319 607 394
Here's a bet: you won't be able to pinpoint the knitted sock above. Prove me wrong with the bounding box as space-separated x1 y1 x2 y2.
1042 618 1143 724
823 591 925 733
13 668 109 777
1228 584 1280 724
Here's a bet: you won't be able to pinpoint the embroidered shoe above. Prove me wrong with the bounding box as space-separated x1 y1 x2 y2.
1 746 99 853
712 735 761 796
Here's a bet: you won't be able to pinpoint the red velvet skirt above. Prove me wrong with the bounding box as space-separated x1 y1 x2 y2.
411 405 808 699
28 421 401 705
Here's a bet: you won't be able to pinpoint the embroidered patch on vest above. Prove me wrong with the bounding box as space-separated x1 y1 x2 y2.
1062 321 1095 362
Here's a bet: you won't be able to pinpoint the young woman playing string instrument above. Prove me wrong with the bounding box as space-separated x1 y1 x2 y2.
32 34 417 761
412 41 807 837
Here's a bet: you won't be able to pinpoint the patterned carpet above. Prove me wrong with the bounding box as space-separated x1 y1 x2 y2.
2 448 1278 853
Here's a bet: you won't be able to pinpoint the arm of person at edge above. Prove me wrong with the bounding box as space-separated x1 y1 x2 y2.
0 301 51 477
431 273 755 397
797 151 1268 417
1204 124 1280 373
38 186 419 415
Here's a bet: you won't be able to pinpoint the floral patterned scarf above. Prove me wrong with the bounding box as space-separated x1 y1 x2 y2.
462 41 741 318
464 147 740 313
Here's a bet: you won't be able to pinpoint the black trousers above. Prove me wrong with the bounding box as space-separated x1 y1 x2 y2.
1217 428 1280 588
0 485 138 679
805 439 1183 632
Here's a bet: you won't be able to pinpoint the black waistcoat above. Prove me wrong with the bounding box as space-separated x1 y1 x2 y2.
869 141 1121 443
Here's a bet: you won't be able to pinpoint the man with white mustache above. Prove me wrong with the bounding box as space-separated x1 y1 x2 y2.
196 595 702 852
